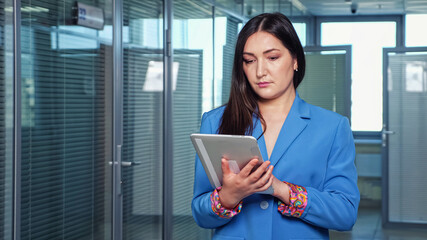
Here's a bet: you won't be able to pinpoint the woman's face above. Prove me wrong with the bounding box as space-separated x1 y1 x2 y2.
242 31 297 102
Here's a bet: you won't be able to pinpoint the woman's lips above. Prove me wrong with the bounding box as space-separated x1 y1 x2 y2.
257 82 270 88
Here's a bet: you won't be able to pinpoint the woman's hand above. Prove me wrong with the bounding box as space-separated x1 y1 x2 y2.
218 158 274 209
271 175 290 205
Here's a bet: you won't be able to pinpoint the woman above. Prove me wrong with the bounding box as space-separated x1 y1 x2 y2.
192 12 359 240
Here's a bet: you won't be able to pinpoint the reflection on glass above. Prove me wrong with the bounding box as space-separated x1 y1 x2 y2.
143 61 179 92
244 0 263 18
214 16 227 108
300 51 347 117
215 0 243 15
214 10 241 107
405 63 426 92
173 17 213 112
20 0 113 239
0 0 13 238
172 1 212 239
387 52 427 224
50 26 99 49
122 0 163 239
321 22 396 131
264 0 279 13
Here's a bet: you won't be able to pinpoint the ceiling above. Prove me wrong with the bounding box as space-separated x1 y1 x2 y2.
295 0 427 16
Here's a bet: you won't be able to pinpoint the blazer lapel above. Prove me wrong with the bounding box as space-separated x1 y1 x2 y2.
252 115 269 162
269 93 311 166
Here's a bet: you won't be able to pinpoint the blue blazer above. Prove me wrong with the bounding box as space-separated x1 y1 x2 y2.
192 93 360 240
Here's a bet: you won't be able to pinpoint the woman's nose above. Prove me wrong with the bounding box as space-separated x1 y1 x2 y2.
256 60 267 78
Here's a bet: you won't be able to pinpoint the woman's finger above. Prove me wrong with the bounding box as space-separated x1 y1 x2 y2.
256 175 274 192
239 158 260 177
256 165 274 188
221 158 231 176
249 160 271 181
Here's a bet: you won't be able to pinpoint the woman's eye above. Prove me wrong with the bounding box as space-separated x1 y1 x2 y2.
243 59 255 64
269 56 279 61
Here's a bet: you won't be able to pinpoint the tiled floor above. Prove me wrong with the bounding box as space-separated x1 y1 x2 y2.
126 207 427 239
330 207 427 240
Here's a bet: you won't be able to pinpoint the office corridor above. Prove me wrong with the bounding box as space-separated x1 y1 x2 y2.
330 207 427 240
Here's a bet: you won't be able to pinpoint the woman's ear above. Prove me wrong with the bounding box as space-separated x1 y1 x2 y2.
293 60 298 71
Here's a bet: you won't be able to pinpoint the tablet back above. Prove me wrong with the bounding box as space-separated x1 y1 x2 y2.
190 134 263 188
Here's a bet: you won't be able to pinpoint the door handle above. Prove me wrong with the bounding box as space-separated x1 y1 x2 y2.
120 161 141 167
382 125 395 147
382 130 395 135
109 161 141 167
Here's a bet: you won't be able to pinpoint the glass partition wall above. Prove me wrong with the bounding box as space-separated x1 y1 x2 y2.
0 0 359 238
12 0 244 239
122 0 163 239
384 48 427 226
172 1 211 239
0 0 14 239
20 0 113 239
0 0 311 239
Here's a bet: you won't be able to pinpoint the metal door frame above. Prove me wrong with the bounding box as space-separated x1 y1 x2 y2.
382 46 427 229
13 0 22 239
112 0 173 239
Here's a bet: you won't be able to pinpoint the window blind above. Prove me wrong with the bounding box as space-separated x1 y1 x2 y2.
220 14 239 106
298 52 348 118
1 0 14 238
20 0 111 239
387 53 427 224
121 0 164 239
0 2 6 236
122 48 163 240
172 1 212 239
171 51 204 239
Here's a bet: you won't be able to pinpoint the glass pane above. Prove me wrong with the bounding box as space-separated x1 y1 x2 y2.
264 0 279 13
0 0 13 239
279 1 292 16
215 10 241 108
321 22 396 131
293 22 306 47
244 0 263 18
279 1 306 17
387 52 427 223
215 0 243 16
122 0 163 239
299 51 348 118
20 1 113 239
172 0 212 239
406 14 427 47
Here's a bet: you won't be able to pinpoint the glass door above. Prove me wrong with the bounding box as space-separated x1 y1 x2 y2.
301 46 352 119
0 0 14 239
383 47 427 227
121 0 164 239
172 0 212 239
20 0 114 239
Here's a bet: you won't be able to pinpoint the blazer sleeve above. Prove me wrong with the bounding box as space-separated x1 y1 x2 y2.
300 117 360 231
191 112 233 229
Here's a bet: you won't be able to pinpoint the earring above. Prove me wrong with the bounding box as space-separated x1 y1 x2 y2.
295 68 298 72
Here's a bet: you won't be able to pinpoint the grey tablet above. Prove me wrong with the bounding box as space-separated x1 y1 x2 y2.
191 133 272 193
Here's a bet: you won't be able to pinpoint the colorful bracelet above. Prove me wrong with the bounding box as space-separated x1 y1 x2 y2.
210 187 242 219
277 181 307 218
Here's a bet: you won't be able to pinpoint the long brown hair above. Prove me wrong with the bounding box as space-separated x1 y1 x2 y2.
218 12 306 136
